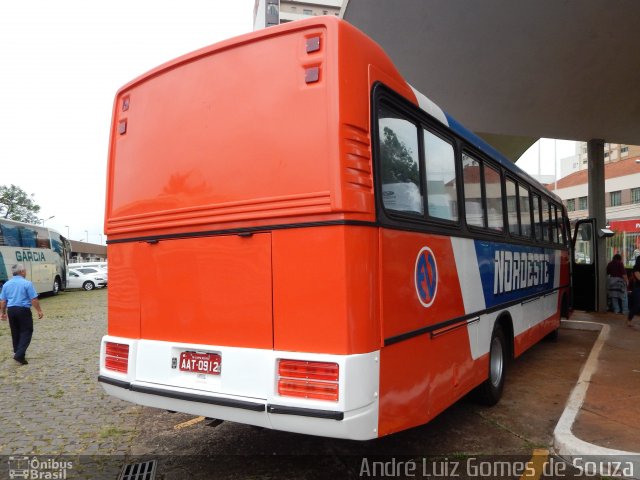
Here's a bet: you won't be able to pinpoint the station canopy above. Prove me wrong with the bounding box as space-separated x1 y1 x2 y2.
342 0 640 161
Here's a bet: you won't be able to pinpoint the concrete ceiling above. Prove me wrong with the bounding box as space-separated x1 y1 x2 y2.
342 0 640 161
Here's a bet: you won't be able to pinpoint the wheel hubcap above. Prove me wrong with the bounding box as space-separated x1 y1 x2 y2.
490 336 504 388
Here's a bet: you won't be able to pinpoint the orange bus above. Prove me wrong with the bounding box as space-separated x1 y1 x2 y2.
99 17 570 440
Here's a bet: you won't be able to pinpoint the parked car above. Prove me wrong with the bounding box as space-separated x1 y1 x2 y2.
67 268 106 291
73 267 108 283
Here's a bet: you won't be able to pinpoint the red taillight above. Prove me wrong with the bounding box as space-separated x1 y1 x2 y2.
278 379 339 401
277 359 339 401
278 360 339 381
105 342 129 374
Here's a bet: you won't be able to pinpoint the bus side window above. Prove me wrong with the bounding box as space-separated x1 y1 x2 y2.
423 129 457 221
541 198 550 242
519 185 532 238
506 178 519 236
557 206 567 246
378 106 423 216
532 193 542 240
552 204 560 244
20 227 37 248
1 223 20 246
484 163 503 231
462 153 484 227
36 227 51 249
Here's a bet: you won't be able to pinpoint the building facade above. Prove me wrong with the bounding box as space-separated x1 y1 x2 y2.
69 240 107 264
549 155 640 267
559 142 640 179
254 0 341 29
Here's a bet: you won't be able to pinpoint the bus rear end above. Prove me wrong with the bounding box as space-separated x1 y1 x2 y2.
99 18 383 440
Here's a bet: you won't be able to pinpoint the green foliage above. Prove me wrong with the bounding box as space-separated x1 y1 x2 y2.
380 127 419 185
0 184 41 223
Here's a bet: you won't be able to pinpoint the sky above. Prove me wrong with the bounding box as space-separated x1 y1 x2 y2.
516 138 577 179
0 1 254 244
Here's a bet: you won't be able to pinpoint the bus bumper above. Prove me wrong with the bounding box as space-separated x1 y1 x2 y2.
99 336 380 440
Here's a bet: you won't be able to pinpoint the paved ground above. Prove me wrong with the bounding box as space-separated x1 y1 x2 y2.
571 311 640 452
0 289 141 457
0 289 605 479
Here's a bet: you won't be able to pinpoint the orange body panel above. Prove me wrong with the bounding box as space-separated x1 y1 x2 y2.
377 230 481 436
272 226 380 355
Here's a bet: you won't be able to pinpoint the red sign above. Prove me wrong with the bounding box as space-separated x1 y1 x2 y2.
609 219 640 233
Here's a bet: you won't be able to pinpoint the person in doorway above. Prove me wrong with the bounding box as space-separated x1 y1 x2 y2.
0 264 44 365
628 256 640 326
606 254 628 314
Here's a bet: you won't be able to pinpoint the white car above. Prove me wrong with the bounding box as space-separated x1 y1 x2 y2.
73 267 108 283
67 268 106 291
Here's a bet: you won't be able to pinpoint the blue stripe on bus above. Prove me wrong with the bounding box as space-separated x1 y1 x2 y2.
444 113 556 200
474 240 556 309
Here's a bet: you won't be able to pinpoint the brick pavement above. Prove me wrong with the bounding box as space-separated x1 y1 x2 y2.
0 288 141 456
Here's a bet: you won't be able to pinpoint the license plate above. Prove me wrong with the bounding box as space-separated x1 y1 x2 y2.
179 351 221 375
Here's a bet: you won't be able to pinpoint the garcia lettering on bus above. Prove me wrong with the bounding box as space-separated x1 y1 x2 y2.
493 250 549 294
15 250 46 262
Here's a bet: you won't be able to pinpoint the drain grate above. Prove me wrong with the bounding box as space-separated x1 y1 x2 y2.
118 460 157 480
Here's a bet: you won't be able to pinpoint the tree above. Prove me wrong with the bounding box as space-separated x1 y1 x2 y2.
380 127 419 185
0 184 41 224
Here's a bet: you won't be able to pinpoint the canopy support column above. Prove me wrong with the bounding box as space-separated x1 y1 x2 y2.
587 138 607 313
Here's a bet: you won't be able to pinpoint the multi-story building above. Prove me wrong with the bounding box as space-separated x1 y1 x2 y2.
557 142 640 181
254 0 342 29
279 0 341 22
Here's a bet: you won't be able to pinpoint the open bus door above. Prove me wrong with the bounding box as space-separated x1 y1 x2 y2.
571 219 598 311
571 218 614 311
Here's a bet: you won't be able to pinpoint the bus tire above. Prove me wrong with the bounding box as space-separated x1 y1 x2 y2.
475 326 507 406
82 281 95 291
52 276 61 296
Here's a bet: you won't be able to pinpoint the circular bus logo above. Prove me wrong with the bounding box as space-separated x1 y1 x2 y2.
415 246 438 307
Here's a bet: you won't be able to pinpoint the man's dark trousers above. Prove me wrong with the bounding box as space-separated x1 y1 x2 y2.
7 306 33 360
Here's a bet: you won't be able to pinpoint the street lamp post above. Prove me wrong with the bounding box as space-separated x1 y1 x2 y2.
84 230 88 242
42 215 55 226
65 225 70 238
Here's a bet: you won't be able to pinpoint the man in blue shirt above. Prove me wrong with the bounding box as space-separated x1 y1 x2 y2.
0 263 44 365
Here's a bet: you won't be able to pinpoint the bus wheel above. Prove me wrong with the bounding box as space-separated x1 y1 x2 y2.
82 281 95 291
475 326 507 406
52 277 61 296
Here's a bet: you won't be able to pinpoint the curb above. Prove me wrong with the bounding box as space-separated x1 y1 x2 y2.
553 320 640 478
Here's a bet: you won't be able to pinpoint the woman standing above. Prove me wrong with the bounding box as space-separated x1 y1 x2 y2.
607 254 628 314
628 256 640 326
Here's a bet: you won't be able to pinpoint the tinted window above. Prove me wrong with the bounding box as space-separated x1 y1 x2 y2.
0 223 20 246
78 268 98 274
506 179 519 235
20 227 37 248
50 232 64 256
423 129 457 221
378 106 422 215
541 198 550 242
462 153 484 227
532 193 542 240
484 164 503 232
519 186 532 238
